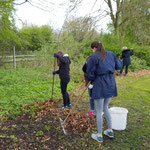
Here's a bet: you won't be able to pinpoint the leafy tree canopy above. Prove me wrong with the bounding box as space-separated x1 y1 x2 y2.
19 25 53 51
0 0 22 49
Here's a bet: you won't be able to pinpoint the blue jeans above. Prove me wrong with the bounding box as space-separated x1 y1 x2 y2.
88 88 95 111
95 98 112 134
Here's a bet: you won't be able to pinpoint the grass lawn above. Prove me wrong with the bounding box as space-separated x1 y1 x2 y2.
103 75 150 150
0 68 150 149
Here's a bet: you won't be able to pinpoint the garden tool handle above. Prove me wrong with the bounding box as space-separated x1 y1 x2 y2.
51 58 57 100
63 81 91 123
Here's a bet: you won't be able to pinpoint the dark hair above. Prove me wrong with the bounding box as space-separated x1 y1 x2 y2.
57 51 64 57
91 41 106 62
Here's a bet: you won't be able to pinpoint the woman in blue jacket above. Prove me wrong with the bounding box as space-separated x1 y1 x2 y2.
119 46 134 76
87 41 122 143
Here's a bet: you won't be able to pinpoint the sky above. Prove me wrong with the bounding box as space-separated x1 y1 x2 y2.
14 0 112 32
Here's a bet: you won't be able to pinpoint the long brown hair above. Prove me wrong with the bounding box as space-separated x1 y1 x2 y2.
91 41 106 62
57 51 64 66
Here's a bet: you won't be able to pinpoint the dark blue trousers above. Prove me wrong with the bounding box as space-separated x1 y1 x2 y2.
60 77 71 106
120 65 129 75
88 88 95 111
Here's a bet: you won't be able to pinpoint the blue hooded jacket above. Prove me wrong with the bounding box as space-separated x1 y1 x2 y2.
121 49 134 66
87 51 122 99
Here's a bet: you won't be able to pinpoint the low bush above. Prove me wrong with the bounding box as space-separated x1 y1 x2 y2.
130 56 149 72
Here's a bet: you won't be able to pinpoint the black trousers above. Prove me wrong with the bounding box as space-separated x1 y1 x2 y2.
60 77 71 106
120 65 129 75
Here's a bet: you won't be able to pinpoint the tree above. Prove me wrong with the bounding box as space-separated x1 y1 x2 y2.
40 25 53 44
63 17 98 42
19 25 53 51
124 0 150 45
103 0 150 45
0 0 22 50
104 0 123 32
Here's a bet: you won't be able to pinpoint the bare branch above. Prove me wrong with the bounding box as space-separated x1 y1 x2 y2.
13 0 28 5
27 0 52 13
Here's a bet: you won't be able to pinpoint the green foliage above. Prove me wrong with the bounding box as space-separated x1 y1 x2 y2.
40 25 53 43
0 67 58 117
130 56 149 72
133 46 150 66
44 125 51 131
19 25 53 51
95 33 150 67
82 48 92 57
36 130 44 136
57 32 87 63
58 32 79 54
123 0 150 45
0 0 22 48
0 66 82 118
98 33 122 57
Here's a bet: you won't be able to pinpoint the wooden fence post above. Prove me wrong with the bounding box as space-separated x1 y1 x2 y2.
13 46 16 68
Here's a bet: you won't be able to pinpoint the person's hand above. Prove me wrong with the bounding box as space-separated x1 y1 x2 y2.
54 53 59 58
88 84 93 89
52 71 56 75
131 48 133 50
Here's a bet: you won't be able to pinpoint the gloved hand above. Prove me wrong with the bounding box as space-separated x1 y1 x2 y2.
88 84 93 89
54 53 59 58
52 71 56 75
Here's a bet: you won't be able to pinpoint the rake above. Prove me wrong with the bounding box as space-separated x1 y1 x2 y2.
59 82 91 135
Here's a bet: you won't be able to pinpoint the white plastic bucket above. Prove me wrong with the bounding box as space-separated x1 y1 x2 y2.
109 107 128 130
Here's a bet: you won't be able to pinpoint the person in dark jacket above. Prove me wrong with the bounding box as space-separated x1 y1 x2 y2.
82 56 96 117
119 46 134 76
87 41 122 143
53 51 71 109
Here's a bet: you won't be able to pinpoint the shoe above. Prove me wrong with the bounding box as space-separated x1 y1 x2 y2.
88 111 96 116
61 105 68 109
91 133 103 143
68 104 72 107
104 130 114 138
125 73 128 76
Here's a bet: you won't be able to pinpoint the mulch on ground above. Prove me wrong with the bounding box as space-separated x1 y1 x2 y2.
0 100 96 149
128 69 150 77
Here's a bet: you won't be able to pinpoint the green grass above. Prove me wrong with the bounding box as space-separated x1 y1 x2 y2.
0 66 82 118
101 75 150 150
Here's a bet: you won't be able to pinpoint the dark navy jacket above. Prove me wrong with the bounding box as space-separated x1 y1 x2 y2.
87 51 122 99
122 49 134 66
55 54 71 79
